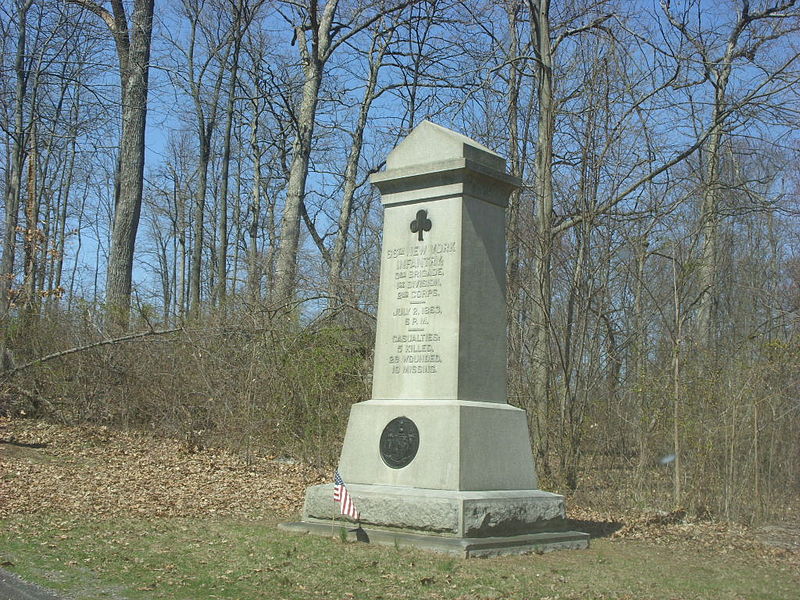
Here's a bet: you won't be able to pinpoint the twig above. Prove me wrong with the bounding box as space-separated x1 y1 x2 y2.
1 326 183 379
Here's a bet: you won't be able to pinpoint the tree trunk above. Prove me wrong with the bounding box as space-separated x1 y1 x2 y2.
632 236 649 476
52 108 80 309
558 228 586 487
0 0 34 320
273 67 323 308
328 32 385 308
232 129 243 297
530 0 555 474
22 122 39 318
108 0 154 329
247 107 263 303
181 1 229 318
190 132 211 316
176 177 187 323
34 59 70 308
505 0 524 408
215 22 244 308
69 0 154 328
695 81 728 348
272 0 338 309
672 243 683 507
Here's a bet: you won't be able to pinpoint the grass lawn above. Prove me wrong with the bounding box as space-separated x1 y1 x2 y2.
1 513 798 600
2 420 797 599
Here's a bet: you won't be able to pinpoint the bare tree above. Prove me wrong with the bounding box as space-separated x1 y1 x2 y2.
214 0 264 308
271 0 412 309
0 0 35 323
238 24 294 303
524 0 616 473
163 0 231 317
662 0 800 347
328 20 394 307
67 0 155 329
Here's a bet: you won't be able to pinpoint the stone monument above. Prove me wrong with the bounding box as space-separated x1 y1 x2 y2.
281 121 588 557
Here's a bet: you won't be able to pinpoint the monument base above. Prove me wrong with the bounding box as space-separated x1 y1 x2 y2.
279 521 589 558
279 483 589 557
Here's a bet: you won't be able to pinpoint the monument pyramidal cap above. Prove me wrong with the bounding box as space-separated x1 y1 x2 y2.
280 121 589 557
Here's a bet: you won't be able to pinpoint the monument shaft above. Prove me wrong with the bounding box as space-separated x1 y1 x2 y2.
371 189 509 402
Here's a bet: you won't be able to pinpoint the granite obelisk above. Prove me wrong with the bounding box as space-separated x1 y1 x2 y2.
282 122 588 556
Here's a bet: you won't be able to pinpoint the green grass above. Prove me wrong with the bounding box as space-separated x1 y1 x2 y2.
1 514 797 600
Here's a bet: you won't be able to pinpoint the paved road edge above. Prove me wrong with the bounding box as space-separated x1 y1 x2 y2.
0 568 62 600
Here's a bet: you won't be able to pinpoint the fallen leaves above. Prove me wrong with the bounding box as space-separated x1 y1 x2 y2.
0 417 326 520
567 503 800 567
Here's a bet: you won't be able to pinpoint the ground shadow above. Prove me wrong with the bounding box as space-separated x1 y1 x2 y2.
0 440 48 449
568 519 624 539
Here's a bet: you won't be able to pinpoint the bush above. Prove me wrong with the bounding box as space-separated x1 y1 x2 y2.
1 306 373 467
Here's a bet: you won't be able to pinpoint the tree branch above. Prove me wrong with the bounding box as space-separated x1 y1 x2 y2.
300 200 332 265
552 13 614 54
1 327 183 379
65 0 116 31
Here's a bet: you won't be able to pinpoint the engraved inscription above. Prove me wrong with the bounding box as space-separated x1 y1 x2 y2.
384 233 455 376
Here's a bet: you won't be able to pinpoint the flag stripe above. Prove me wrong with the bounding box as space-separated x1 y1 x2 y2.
333 470 360 520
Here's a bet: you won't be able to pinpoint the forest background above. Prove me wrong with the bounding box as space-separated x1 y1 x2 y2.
1 0 799 525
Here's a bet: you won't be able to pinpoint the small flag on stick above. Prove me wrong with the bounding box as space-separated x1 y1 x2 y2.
333 470 360 520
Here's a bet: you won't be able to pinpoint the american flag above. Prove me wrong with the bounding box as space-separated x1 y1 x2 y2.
333 470 360 520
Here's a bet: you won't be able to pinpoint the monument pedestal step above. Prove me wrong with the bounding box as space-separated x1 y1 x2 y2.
337 400 539 491
291 483 589 554
278 520 589 558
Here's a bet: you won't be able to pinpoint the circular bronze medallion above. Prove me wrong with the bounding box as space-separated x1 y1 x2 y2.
379 416 419 469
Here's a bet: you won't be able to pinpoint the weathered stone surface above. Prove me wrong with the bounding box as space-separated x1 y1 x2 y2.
303 484 567 538
279 521 589 558
305 484 460 533
461 494 566 537
384 120 506 173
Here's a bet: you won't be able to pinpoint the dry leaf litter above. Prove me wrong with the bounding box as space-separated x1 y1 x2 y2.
0 417 326 519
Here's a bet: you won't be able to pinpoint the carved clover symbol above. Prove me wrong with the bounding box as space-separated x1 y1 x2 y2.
410 209 432 242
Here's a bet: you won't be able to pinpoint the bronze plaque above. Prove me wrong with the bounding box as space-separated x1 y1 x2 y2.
379 416 419 469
